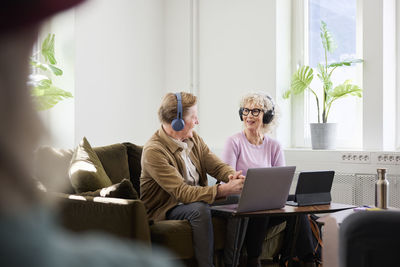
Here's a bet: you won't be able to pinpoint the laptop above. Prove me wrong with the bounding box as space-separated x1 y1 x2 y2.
211 166 296 213
286 170 335 206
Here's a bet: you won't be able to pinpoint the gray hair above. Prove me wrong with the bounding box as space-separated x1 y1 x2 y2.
158 92 197 124
239 92 280 134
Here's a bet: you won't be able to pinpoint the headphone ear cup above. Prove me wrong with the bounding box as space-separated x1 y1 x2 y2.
238 108 244 121
172 118 185 131
263 109 274 124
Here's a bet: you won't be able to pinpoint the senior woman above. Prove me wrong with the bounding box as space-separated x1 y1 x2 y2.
221 92 315 267
140 92 245 267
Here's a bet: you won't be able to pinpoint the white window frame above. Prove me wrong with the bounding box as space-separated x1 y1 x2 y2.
291 0 399 151
291 0 309 148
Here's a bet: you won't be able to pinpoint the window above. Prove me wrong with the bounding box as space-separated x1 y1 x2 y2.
293 0 362 149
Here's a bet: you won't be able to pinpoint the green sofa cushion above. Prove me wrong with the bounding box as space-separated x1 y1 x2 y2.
151 220 194 259
79 178 138 199
93 143 130 185
150 217 227 259
55 193 151 245
69 137 112 193
123 142 143 196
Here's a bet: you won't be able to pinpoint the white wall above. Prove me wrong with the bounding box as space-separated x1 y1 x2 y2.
46 0 291 149
162 0 292 150
37 10 76 149
74 0 165 147
70 0 290 149
197 0 277 149
164 0 192 93
159 0 289 150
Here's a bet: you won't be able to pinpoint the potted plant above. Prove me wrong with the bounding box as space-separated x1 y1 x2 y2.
283 20 363 149
29 33 73 110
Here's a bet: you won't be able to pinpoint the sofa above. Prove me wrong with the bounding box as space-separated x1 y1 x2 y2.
34 138 287 266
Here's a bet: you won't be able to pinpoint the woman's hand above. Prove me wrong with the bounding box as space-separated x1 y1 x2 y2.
216 171 245 198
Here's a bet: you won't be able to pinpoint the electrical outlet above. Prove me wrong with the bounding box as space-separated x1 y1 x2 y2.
396 155 400 165
372 152 400 165
340 152 371 164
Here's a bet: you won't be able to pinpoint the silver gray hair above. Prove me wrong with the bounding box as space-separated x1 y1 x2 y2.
239 92 280 134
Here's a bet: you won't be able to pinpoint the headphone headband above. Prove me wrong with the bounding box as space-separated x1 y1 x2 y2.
266 94 274 108
171 93 185 131
176 93 183 119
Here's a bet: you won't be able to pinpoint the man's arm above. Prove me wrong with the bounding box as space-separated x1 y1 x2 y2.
142 145 218 204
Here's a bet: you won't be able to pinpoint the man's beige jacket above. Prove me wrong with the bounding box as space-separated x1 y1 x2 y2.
140 127 234 221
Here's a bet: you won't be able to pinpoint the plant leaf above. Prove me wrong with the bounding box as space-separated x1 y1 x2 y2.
31 83 73 110
27 75 50 88
48 65 63 76
41 33 57 65
30 60 63 76
37 78 52 89
328 80 362 99
30 60 47 71
317 63 333 94
320 20 337 54
289 65 314 95
328 59 363 68
282 89 292 99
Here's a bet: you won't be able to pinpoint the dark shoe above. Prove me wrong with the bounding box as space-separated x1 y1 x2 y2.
247 257 261 267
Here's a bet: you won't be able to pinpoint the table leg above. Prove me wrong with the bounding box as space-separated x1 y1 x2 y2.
279 215 301 267
231 217 249 267
288 215 301 267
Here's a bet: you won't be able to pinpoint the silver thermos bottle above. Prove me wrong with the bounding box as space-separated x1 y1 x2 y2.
375 168 389 209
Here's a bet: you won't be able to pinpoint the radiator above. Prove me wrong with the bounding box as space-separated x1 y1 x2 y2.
291 172 400 208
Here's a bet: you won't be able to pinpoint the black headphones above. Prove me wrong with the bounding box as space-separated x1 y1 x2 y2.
171 92 185 131
238 94 275 124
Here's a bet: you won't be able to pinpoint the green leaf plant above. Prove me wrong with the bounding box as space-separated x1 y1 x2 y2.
283 21 363 123
29 33 72 110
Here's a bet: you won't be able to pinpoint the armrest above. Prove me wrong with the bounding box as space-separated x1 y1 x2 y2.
51 193 151 247
320 215 339 267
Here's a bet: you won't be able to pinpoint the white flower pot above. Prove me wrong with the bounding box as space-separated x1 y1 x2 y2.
310 123 337 150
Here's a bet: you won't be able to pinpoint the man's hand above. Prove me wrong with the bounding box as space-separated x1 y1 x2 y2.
228 170 245 180
216 170 245 198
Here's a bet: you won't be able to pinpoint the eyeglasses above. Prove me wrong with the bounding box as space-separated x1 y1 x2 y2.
241 108 263 117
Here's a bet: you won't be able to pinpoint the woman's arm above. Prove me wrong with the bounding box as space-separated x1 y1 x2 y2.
272 141 285 167
194 134 235 183
221 136 239 169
